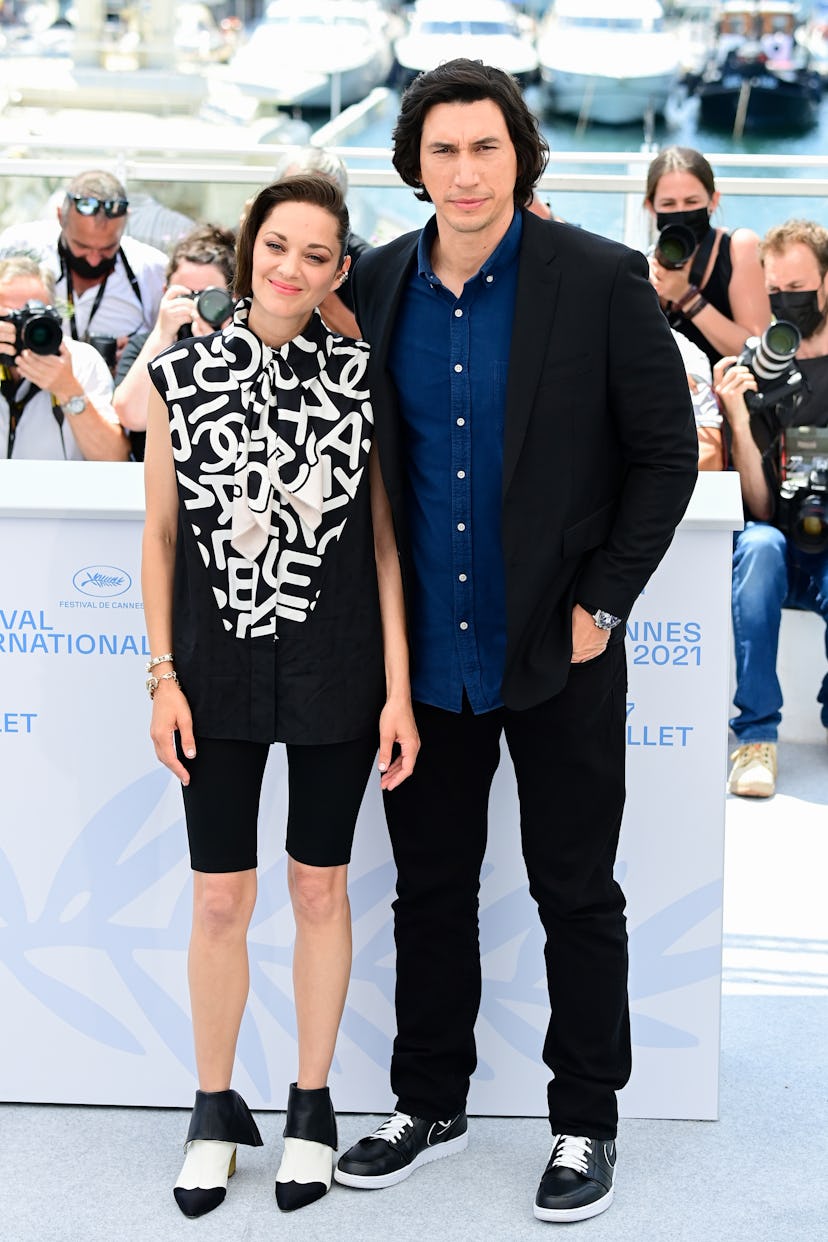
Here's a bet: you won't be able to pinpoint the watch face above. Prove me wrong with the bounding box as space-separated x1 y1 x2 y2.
64 395 87 416
594 610 621 630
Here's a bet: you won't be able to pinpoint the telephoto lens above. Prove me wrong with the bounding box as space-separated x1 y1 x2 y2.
741 320 801 382
739 320 804 413
654 223 697 270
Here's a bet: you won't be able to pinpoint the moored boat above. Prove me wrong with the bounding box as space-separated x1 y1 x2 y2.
224 0 394 112
536 0 682 126
695 1 822 134
393 0 539 88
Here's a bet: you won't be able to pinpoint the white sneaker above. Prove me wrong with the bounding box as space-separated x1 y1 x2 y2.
728 743 777 797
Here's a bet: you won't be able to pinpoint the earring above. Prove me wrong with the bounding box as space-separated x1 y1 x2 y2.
339 271 349 283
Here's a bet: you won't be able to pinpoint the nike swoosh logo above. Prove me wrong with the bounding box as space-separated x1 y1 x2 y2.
603 1142 617 1168
427 1121 454 1145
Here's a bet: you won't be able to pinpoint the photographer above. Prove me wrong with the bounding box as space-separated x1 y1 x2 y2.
0 169 167 369
0 256 128 462
645 146 770 367
112 225 235 458
716 219 828 798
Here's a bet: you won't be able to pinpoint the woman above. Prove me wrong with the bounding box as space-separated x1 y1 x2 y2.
113 223 236 458
645 146 770 366
141 176 418 1218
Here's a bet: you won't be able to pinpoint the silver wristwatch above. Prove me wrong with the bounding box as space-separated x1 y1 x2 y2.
591 609 622 631
62 394 88 416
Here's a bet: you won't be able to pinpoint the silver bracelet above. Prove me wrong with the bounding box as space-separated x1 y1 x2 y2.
146 652 174 673
146 670 180 700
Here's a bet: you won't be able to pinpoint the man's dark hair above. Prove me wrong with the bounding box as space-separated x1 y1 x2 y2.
234 176 350 299
392 59 549 208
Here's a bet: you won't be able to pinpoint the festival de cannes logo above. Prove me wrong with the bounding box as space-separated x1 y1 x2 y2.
72 565 132 598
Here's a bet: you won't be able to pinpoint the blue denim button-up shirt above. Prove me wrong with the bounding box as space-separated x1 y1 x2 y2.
388 210 521 713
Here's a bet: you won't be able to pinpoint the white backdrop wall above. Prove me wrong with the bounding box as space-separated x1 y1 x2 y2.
0 464 742 1119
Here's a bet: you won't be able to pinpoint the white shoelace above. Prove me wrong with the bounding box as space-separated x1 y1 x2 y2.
369 1112 413 1144
551 1135 592 1174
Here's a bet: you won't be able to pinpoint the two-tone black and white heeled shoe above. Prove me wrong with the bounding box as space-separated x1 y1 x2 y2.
174 1088 263 1218
274 1082 337 1212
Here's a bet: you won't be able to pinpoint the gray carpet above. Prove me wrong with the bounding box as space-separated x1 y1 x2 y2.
2 741 826 1241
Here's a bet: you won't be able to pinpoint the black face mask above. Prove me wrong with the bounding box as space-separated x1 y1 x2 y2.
769 289 827 342
655 206 712 245
59 238 118 282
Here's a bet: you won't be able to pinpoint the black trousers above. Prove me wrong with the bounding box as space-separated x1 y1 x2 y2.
384 643 631 1139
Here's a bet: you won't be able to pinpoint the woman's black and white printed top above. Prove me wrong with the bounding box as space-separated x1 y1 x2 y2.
148 301 385 744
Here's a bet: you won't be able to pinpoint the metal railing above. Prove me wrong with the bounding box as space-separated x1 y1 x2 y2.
2 142 827 252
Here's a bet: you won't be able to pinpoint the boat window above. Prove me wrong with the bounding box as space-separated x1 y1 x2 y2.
469 22 516 36
420 21 465 35
558 17 658 33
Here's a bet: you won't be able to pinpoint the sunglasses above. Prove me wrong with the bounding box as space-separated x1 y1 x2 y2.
68 194 129 218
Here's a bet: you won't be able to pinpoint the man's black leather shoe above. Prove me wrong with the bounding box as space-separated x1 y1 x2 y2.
335 1110 468 1188
534 1134 616 1222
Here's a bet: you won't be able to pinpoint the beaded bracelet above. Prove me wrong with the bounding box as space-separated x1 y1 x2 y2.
146 670 180 700
146 652 174 673
684 295 708 320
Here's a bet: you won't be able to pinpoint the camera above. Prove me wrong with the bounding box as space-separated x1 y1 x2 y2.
87 334 118 369
0 300 63 361
654 223 697 270
176 286 234 339
738 320 805 412
776 426 828 553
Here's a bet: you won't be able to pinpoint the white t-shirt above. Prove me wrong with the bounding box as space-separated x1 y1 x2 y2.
0 219 167 340
0 338 118 460
671 329 722 430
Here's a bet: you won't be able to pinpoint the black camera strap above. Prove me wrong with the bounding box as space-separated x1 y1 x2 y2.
687 228 717 292
1 373 43 459
62 246 144 341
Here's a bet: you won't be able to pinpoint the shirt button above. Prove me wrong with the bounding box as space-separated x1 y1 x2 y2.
460 621 469 630
486 274 494 283
457 522 466 531
457 417 465 426
454 363 463 373
458 573 467 582
454 308 463 317
457 470 465 478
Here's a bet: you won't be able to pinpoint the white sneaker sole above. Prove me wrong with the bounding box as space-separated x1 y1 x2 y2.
728 781 775 798
334 1131 468 1189
534 1185 614 1222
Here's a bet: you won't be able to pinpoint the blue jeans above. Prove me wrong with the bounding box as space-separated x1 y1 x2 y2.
731 521 828 741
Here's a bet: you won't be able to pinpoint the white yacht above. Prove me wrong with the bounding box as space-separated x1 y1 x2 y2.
536 0 682 125
394 0 540 87
224 0 394 112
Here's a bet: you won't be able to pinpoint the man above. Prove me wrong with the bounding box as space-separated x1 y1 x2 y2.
719 219 828 798
0 169 166 363
0 256 128 460
333 61 698 1223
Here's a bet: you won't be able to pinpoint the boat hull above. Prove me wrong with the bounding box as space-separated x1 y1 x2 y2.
543 69 676 123
697 74 821 133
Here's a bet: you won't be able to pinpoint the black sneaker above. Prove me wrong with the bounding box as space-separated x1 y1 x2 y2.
334 1110 468 1189
533 1134 616 1222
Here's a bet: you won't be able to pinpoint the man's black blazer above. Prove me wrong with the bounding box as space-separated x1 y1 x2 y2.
352 208 699 711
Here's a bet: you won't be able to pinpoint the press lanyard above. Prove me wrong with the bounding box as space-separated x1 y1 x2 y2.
62 246 144 341
1 371 44 458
